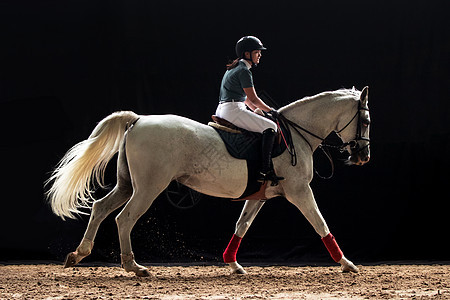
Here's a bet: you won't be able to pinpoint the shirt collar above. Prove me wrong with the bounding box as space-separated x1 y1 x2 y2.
240 59 252 69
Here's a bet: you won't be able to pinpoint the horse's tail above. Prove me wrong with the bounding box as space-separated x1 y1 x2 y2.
46 111 140 220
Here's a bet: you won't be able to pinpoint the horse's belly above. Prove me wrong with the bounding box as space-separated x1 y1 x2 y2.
179 154 248 198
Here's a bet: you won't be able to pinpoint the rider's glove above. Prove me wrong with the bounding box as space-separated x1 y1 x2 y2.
269 109 279 119
262 108 279 121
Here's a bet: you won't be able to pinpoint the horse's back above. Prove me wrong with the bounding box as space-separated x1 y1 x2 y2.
125 114 247 198
129 114 221 153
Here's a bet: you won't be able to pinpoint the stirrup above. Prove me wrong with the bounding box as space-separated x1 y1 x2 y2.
257 171 285 186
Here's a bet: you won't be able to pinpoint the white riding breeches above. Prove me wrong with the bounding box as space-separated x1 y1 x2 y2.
215 102 277 133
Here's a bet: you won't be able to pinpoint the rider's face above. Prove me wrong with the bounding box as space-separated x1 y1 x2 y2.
251 50 262 64
244 50 262 65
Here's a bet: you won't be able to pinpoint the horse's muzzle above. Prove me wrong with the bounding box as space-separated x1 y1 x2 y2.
348 149 370 166
347 142 370 165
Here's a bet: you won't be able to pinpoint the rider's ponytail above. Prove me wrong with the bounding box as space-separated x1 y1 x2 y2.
226 58 240 70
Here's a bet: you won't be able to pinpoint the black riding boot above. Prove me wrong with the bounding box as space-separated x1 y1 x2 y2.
257 128 285 184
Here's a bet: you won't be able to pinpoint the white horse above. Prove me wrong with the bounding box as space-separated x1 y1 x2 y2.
46 87 370 277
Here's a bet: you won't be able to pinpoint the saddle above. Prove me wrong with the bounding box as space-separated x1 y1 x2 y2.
208 115 286 201
209 115 242 134
209 115 283 150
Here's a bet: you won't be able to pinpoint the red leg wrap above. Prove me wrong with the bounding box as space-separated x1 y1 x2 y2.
223 234 242 263
321 233 343 263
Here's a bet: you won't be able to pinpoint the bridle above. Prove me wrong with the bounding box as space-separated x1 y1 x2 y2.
334 100 370 155
277 100 370 178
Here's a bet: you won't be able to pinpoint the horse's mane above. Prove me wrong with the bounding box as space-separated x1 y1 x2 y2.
279 88 361 112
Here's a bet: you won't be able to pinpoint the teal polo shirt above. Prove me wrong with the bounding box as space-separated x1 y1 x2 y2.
219 60 254 102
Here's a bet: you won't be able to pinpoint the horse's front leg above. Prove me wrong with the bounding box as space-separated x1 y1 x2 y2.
285 184 359 273
223 199 266 274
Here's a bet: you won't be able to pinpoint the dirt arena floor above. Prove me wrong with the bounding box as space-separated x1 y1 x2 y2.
0 263 449 299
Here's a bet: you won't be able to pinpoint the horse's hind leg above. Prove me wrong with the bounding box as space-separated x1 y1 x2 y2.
64 185 132 267
65 146 133 268
224 200 266 274
115 179 170 277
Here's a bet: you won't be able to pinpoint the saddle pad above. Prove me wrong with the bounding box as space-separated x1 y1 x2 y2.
211 127 286 160
211 126 287 199
213 127 262 160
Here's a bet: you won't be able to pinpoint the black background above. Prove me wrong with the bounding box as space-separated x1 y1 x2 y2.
1 0 449 265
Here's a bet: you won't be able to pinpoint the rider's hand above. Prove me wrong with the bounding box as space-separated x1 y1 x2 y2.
269 109 279 119
262 109 278 122
254 108 265 116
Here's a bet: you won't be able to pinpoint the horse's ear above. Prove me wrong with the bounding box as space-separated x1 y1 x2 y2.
360 86 369 105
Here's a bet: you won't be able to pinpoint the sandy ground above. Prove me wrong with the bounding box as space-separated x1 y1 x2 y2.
0 263 449 299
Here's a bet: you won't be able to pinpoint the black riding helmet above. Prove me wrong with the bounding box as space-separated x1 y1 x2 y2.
235 36 267 66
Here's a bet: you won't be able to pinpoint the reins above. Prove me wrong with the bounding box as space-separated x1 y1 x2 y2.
277 115 336 179
276 100 370 179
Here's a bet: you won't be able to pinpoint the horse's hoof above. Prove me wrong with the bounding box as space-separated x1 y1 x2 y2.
342 264 359 273
233 267 247 275
64 252 78 268
136 268 151 277
123 261 151 277
228 261 246 275
340 257 359 273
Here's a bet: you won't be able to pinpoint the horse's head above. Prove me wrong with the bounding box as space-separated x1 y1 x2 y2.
337 86 371 166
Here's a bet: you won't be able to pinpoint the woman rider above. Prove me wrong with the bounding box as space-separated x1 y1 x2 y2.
215 36 284 184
